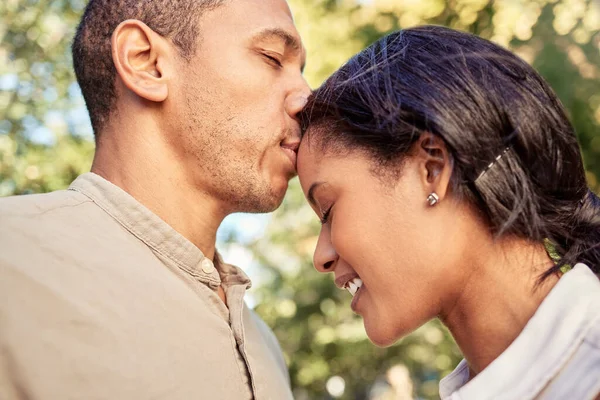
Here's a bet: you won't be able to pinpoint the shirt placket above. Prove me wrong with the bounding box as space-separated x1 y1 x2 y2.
227 283 258 399
196 256 256 399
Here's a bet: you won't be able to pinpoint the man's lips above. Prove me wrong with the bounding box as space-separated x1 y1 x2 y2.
280 141 299 169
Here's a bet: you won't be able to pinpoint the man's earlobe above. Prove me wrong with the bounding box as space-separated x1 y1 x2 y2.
111 19 170 103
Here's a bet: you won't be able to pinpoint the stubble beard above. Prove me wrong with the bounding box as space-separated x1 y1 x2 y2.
184 119 285 214
219 164 285 214
181 84 288 214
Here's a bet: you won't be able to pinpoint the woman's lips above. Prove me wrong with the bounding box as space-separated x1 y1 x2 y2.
334 274 364 312
350 285 364 313
334 273 360 289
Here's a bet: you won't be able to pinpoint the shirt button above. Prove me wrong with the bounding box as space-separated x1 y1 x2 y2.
201 258 215 274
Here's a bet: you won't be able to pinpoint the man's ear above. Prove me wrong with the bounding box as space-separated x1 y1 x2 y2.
111 19 171 103
415 132 453 201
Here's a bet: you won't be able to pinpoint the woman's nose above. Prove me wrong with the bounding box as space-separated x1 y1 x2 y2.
313 229 338 273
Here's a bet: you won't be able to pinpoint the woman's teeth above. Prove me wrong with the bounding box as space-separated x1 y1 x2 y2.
346 278 363 296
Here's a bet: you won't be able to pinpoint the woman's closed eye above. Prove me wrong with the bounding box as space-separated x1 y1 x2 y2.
320 206 332 225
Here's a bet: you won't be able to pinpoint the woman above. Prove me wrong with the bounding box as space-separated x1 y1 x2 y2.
297 26 600 399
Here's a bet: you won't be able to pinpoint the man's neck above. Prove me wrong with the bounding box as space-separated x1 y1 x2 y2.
91 130 226 260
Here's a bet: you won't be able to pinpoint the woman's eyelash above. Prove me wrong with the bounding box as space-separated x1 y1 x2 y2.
320 207 332 225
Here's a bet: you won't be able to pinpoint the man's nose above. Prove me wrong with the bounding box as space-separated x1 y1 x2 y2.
285 79 311 121
313 229 338 273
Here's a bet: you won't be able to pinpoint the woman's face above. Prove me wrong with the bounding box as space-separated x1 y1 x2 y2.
297 136 473 346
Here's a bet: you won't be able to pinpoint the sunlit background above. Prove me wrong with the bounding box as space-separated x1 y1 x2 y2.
1 0 599 399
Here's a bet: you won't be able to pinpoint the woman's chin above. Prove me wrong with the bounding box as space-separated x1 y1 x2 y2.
364 319 405 348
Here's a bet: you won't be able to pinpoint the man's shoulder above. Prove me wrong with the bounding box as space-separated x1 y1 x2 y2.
248 309 274 338
0 189 97 268
247 308 289 379
0 189 92 219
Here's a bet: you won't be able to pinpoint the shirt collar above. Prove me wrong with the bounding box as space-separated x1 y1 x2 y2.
440 263 600 399
69 172 251 290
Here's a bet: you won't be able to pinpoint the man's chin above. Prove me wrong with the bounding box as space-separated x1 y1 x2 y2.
236 184 288 214
266 177 290 205
255 190 287 213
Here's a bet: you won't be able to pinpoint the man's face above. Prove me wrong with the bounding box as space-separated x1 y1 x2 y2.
167 0 309 214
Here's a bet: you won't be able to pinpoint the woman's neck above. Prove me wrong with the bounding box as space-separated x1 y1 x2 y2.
440 238 560 377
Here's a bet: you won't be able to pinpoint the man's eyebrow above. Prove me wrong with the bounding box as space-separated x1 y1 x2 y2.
253 28 300 50
253 28 306 72
307 181 324 207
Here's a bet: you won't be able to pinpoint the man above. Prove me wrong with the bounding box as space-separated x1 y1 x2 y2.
0 0 310 398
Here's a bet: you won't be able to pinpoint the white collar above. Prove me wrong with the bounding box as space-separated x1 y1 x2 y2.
439 263 600 399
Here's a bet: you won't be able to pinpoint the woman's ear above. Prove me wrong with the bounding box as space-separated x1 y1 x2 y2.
111 19 171 103
415 132 453 202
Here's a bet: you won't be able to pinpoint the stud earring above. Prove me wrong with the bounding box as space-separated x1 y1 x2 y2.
426 192 439 206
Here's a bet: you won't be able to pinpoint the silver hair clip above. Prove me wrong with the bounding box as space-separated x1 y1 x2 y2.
475 147 510 181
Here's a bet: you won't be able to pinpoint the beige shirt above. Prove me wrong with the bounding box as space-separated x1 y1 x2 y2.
0 173 293 400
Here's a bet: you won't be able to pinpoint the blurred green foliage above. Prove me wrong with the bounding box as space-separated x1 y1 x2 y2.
1 0 599 399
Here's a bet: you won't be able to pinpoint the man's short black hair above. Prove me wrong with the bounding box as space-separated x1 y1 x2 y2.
72 0 226 135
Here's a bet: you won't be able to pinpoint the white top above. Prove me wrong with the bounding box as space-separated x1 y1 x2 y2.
439 263 600 400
